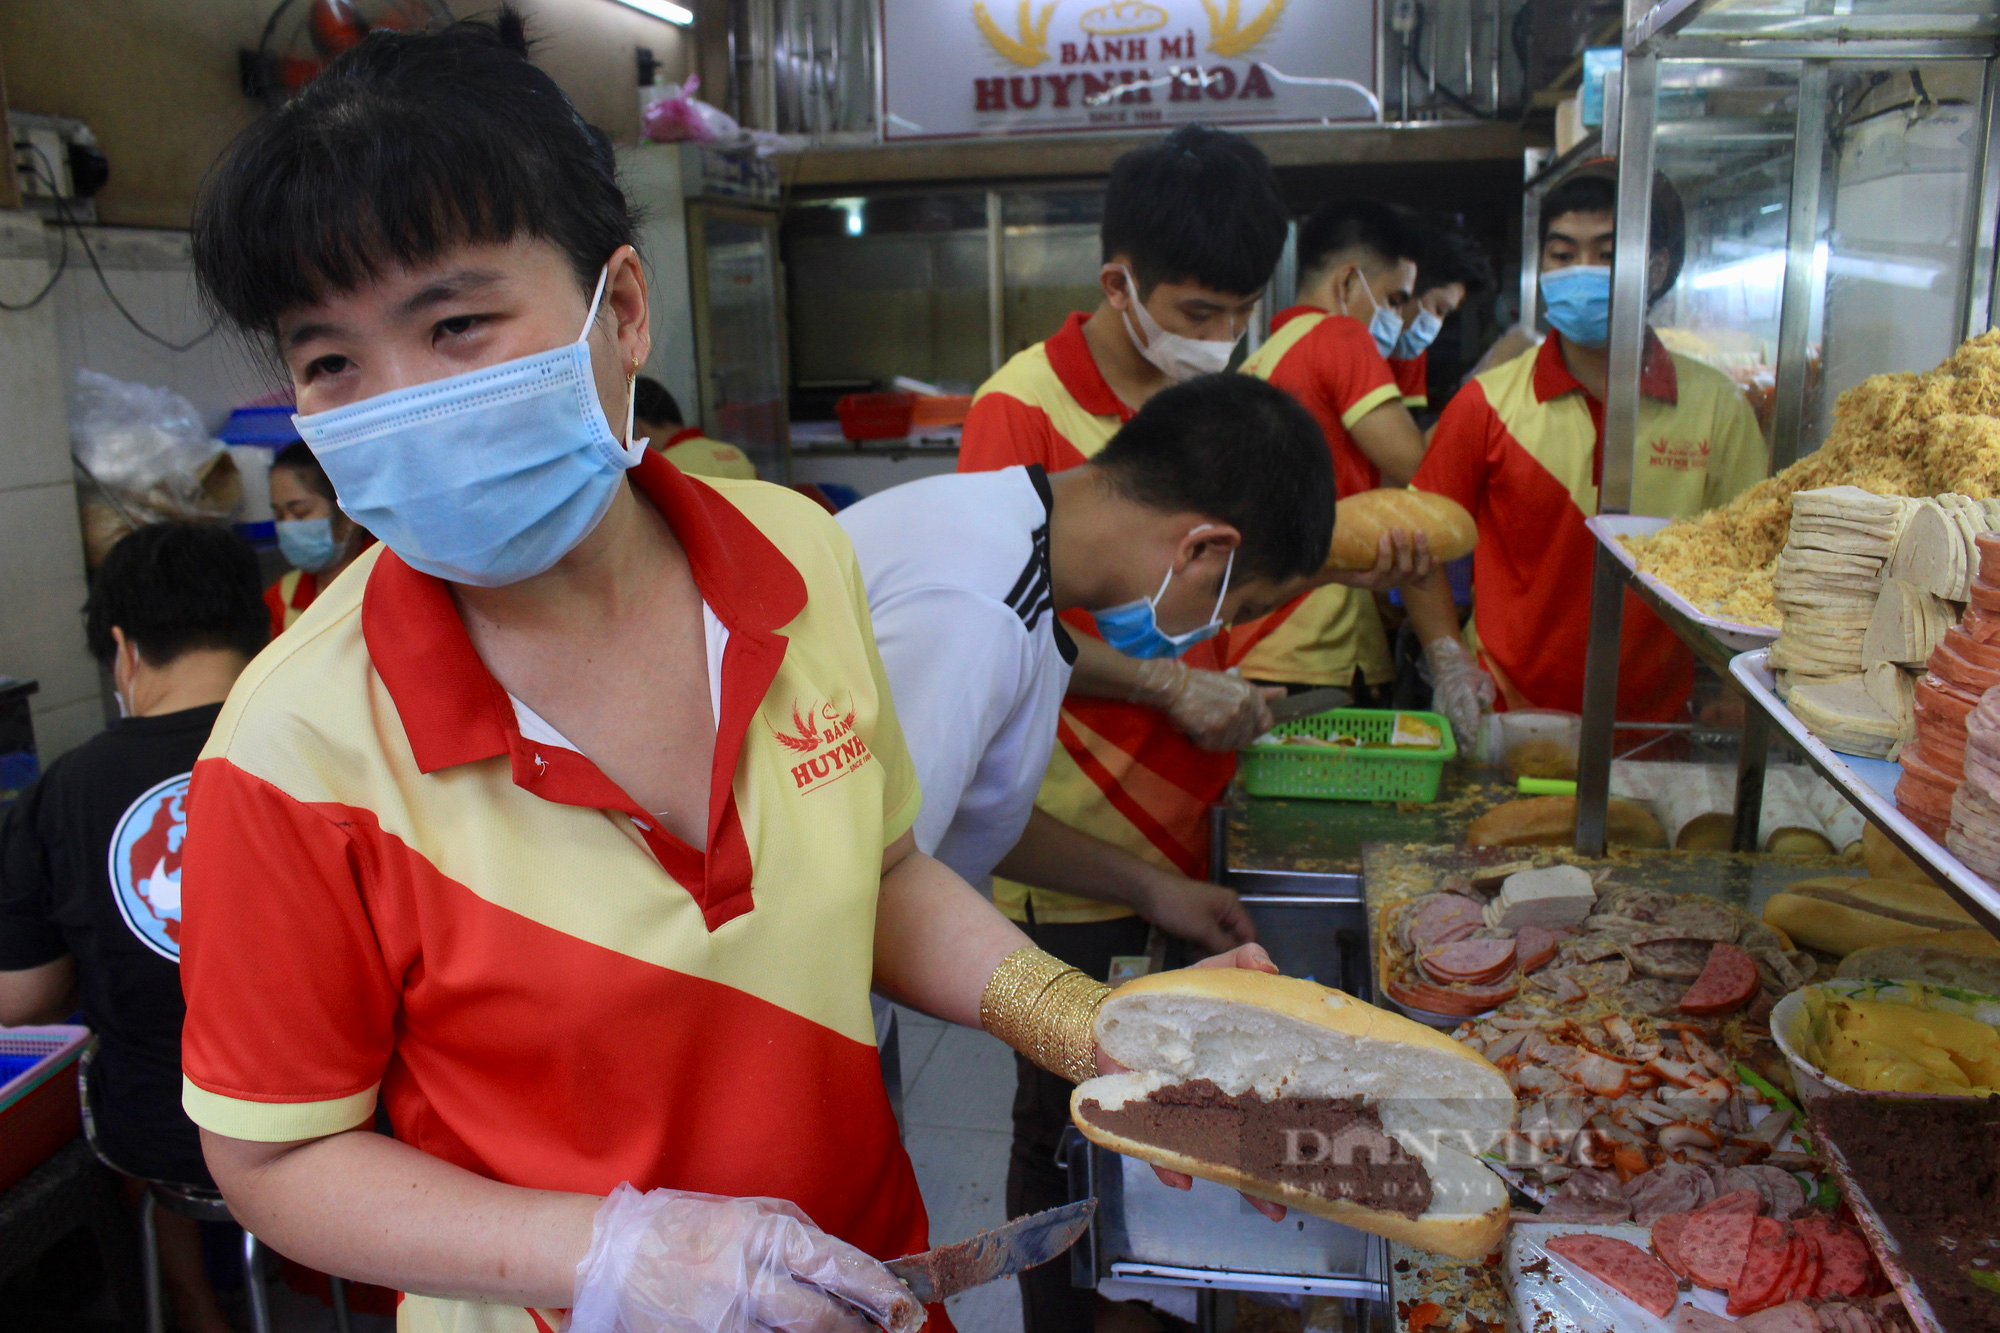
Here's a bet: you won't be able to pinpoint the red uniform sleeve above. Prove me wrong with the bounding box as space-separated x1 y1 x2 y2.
1390 353 1429 401
179 757 401 1139
1410 378 1502 517
1307 318 1399 426
958 392 1060 474
263 584 287 639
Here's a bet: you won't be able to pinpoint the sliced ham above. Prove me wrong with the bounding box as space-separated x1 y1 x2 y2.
1680 1208 1758 1289
1716 1165 1807 1220
1651 1210 1693 1277
1727 1217 1794 1315
1409 894 1485 951
1545 1233 1680 1317
1679 943 1761 1016
1516 924 1561 972
1792 1216 1872 1298
1696 1188 1765 1218
1418 936 1517 985
1382 972 1518 1017
1627 1162 1711 1224
1538 1166 1633 1223
1734 1303 1820 1333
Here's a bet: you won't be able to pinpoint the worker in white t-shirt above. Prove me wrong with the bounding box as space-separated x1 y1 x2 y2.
838 373 1336 952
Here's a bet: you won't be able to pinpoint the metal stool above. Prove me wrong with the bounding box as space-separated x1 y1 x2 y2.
78 1047 353 1333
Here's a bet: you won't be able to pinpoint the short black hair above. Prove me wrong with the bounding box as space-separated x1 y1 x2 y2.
1101 125 1288 297
272 439 336 505
1297 199 1417 285
85 522 270 668
1412 219 1496 297
192 11 637 338
1091 375 1333 584
633 376 682 427
1539 159 1687 301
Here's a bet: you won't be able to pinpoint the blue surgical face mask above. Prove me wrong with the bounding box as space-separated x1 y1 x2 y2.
277 516 342 573
1367 302 1404 359
1394 305 1443 360
1091 532 1235 660
1541 265 1612 348
293 267 643 588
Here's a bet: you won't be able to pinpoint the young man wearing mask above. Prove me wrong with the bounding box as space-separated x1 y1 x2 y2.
1403 159 1767 745
1387 218 1495 416
1 522 270 1333
958 128 1424 1333
1236 199 1432 704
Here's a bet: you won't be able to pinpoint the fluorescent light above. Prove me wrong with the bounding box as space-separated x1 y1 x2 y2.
610 0 693 25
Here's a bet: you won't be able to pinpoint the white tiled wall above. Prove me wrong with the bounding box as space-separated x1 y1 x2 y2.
0 210 100 760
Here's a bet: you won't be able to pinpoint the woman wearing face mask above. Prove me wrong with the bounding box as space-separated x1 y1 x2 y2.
264 440 373 636
174 19 1274 1333
1401 158 1768 746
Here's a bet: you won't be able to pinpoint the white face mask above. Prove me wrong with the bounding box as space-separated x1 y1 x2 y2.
1116 266 1241 381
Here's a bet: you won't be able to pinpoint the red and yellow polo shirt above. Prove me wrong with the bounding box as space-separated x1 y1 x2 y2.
657 425 759 480
961 313 1281 924
1411 331 1767 720
262 567 318 638
1390 351 1429 410
180 454 944 1333
1237 307 1404 689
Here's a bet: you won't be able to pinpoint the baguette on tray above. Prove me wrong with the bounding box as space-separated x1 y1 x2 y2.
1327 489 1477 571
1467 795 1667 849
1069 969 1514 1260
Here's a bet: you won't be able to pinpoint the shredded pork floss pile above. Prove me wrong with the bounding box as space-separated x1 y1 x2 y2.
1625 330 2000 628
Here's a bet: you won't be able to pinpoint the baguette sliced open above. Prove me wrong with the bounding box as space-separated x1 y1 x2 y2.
1069 970 1514 1260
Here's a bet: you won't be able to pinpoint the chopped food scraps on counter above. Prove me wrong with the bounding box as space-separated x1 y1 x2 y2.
1811 1092 2000 1333
1622 331 2000 629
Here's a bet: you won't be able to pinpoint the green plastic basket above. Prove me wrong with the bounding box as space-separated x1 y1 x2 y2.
1239 708 1456 802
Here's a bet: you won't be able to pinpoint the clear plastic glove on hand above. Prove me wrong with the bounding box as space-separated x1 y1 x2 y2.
1422 636 1495 752
568 1185 925 1333
1129 659 1278 751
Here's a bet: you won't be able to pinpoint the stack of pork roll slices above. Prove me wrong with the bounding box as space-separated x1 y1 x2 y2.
1898 532 2000 838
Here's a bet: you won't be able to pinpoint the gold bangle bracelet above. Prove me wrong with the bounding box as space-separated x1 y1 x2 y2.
980 946 1113 1084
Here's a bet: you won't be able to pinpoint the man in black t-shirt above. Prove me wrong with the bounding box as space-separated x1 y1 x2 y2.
0 521 268 1333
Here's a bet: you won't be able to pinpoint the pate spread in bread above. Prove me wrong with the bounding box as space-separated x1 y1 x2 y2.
1068 970 1514 1260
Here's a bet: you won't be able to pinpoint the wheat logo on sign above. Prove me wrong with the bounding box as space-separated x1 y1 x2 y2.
974 0 1059 65
106 773 192 961
773 698 876 794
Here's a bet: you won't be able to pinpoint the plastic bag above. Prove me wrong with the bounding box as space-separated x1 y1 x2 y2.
69 370 239 563
641 75 744 144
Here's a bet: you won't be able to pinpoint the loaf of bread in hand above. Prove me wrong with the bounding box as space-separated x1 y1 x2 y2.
1327 489 1477 571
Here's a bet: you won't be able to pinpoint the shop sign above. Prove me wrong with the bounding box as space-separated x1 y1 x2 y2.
879 0 1379 140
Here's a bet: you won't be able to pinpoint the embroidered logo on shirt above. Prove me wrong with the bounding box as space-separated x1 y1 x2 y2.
106 773 192 961
772 698 875 793
1646 436 1711 472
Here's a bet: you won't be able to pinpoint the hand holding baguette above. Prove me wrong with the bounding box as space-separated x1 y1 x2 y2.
1322 489 1477 586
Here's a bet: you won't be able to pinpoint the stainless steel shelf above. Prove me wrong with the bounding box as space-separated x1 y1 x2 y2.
1729 648 2000 937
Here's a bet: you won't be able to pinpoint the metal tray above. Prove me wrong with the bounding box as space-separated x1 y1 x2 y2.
1589 514 1779 651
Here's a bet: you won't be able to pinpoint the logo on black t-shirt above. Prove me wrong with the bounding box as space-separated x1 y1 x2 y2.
105 773 191 961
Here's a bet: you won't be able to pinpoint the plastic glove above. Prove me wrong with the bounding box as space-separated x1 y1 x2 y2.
1128 660 1277 751
568 1184 925 1333
1423 636 1495 753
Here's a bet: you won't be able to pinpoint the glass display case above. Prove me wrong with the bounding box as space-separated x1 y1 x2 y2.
1571 0 2000 924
